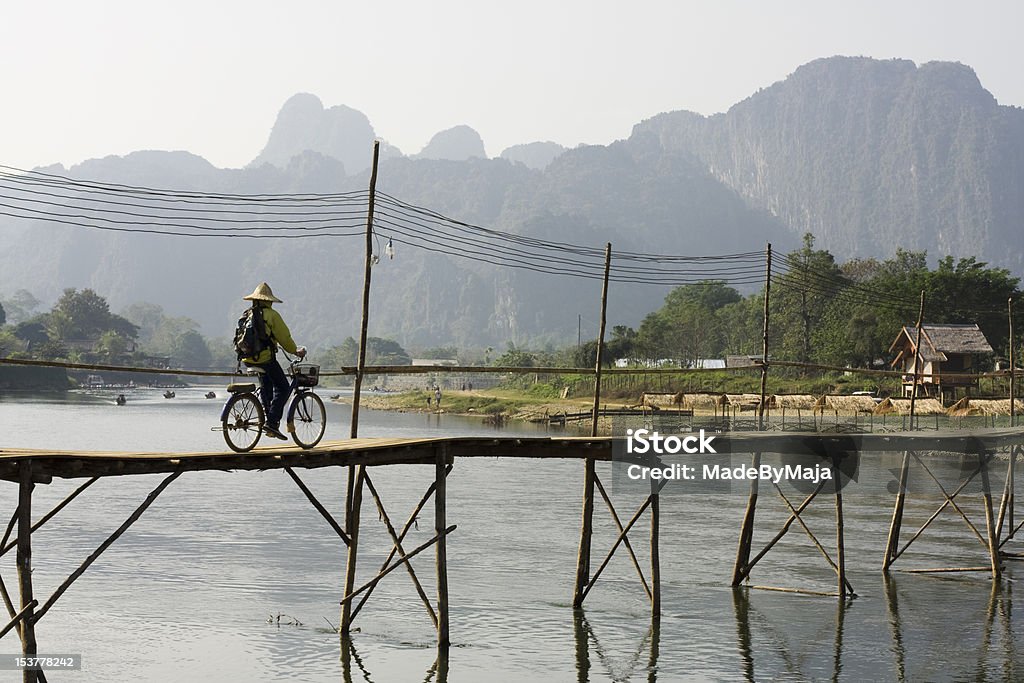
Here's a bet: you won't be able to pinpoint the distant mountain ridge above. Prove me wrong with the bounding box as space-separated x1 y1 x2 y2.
1 56 1021 351
633 57 1024 270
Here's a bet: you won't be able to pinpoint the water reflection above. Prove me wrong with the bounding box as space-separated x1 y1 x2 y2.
339 636 449 683
572 609 660 682
732 588 849 682
731 577 1021 682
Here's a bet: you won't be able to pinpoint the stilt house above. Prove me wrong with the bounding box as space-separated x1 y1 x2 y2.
888 323 993 402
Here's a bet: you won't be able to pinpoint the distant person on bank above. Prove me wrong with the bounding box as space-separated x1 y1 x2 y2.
240 283 306 440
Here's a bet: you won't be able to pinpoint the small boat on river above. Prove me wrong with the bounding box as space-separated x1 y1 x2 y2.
163 391 176 399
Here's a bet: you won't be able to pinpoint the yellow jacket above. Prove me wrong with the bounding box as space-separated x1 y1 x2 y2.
242 302 298 365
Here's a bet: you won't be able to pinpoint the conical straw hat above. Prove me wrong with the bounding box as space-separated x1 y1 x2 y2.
242 282 282 303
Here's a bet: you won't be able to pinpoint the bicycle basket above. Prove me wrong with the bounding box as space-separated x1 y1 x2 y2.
290 363 320 387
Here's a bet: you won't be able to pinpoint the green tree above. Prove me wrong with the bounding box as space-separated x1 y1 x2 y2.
95 330 130 360
771 234 844 362
173 330 213 370
493 343 535 367
47 289 138 341
636 281 741 365
327 337 412 366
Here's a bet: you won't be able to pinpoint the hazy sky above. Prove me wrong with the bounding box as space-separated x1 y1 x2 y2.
1 1 1020 171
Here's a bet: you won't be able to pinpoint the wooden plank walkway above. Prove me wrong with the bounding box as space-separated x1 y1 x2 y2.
1 428 1021 482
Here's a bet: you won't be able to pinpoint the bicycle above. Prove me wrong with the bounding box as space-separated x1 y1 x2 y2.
219 356 327 452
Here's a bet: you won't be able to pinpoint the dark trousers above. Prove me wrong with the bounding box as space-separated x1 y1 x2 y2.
257 357 290 428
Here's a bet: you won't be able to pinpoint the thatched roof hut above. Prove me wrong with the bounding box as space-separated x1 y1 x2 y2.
680 393 723 410
946 398 1024 416
640 392 683 409
814 394 879 414
768 394 818 411
722 394 763 412
873 397 946 416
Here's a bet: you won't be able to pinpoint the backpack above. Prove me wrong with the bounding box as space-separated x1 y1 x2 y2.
233 304 272 361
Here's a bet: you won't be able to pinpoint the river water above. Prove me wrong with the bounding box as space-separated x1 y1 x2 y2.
0 386 1021 682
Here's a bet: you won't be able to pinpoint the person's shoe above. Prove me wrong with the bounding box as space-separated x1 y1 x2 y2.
263 424 288 440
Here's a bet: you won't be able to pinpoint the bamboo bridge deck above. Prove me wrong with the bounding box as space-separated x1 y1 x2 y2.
2 429 1022 480
2 428 1024 681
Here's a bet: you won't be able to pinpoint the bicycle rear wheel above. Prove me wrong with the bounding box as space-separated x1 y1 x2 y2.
223 393 264 452
288 392 326 449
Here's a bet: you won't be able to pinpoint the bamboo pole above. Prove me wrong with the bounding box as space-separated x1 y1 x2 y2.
340 465 365 635
774 484 855 595
580 480 668 604
979 450 1002 579
362 471 438 627
650 476 661 619
0 571 19 634
0 599 36 641
1011 298 1016 428
732 244 772 585
1008 299 1016 540
32 470 182 625
884 451 911 571
350 465 451 622
339 526 456 605
574 243 611 608
731 452 761 586
758 243 772 432
16 461 37 683
908 291 925 429
591 243 612 437
893 456 991 562
886 296 926 573
911 453 989 548
833 454 848 599
350 140 381 440
0 477 98 556
283 468 351 545
737 481 827 582
593 474 651 600
746 585 840 597
435 445 450 649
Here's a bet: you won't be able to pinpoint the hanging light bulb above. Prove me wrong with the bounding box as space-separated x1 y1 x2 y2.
385 237 395 260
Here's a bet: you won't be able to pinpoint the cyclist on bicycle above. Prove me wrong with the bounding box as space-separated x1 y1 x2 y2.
239 282 306 440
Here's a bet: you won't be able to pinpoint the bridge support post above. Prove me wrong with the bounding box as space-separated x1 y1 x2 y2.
573 458 596 607
731 452 761 586
17 461 38 683
435 446 450 649
650 476 661 619
340 465 365 639
883 452 910 571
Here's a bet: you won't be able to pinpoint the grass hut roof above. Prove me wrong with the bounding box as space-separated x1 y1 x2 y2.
873 397 946 416
768 394 817 410
946 398 1024 416
680 393 723 409
722 394 764 411
641 392 683 409
814 394 879 414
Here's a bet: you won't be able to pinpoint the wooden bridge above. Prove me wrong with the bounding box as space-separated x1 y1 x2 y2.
1 428 1023 681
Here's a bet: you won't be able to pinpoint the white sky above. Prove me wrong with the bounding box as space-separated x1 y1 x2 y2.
1 1 1020 171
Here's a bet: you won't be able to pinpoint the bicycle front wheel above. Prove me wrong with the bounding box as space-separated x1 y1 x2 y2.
288 392 326 449
223 393 264 453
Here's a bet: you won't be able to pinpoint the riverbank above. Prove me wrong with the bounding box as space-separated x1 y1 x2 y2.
335 389 632 427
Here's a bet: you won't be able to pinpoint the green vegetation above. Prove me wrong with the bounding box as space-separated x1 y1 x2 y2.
375 390 528 415
605 236 1021 370
0 288 225 372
